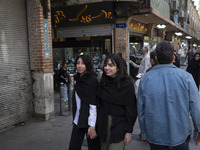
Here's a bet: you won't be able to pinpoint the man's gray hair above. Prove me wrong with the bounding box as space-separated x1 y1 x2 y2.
142 47 148 52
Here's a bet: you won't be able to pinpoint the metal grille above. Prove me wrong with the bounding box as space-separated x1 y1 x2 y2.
0 0 33 129
57 24 113 38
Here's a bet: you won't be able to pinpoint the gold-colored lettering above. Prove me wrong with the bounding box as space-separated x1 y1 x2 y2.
86 15 92 23
107 12 112 19
69 5 88 22
129 23 147 33
92 10 104 19
58 5 113 23
54 11 66 24
80 16 86 23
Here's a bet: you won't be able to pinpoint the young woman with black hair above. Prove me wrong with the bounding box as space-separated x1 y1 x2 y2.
68 54 101 150
97 54 137 150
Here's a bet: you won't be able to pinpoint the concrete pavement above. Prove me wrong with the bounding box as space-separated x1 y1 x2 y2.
0 92 199 150
0 65 200 150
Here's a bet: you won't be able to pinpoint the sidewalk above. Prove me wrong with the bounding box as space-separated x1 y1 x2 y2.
0 92 148 150
0 66 199 150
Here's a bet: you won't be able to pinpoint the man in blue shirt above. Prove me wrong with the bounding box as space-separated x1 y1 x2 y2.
138 41 200 150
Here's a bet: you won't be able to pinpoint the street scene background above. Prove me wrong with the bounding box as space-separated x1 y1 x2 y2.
0 66 199 150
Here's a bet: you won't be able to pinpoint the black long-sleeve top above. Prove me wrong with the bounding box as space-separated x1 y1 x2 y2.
97 76 137 143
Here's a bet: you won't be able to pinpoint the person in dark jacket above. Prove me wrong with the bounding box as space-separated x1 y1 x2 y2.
97 54 137 150
173 51 180 68
68 54 101 150
59 62 69 101
186 52 200 90
185 49 194 64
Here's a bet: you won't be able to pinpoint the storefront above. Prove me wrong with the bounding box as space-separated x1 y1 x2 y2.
144 36 162 51
128 20 147 78
52 2 115 72
53 25 113 73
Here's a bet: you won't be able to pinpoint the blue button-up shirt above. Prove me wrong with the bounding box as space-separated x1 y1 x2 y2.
138 64 200 146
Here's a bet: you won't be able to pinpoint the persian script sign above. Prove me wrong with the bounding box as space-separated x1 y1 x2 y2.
52 2 115 27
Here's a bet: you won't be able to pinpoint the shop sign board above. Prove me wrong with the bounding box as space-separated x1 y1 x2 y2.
116 23 127 28
144 36 161 43
52 2 115 27
129 20 147 34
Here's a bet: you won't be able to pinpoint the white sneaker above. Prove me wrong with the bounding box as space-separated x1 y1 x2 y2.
64 98 68 102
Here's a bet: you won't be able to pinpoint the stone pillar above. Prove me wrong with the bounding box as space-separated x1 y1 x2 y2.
114 18 130 72
114 18 130 59
26 0 54 120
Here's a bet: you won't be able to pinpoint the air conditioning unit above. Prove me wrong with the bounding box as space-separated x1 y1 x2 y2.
179 10 184 18
172 0 179 11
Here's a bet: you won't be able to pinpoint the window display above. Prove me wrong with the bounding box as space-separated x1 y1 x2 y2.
53 36 112 73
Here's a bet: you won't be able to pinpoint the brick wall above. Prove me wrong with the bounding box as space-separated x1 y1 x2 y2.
27 0 55 120
27 0 53 73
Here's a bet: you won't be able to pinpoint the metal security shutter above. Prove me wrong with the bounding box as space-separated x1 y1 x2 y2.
57 24 113 38
0 0 33 129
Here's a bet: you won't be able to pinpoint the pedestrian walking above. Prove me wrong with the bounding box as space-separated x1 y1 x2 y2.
68 54 101 150
135 50 158 98
138 41 200 150
130 47 151 75
97 54 137 150
186 52 200 90
59 62 69 101
173 50 180 68
185 49 194 64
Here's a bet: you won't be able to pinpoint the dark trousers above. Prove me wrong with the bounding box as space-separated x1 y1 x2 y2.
69 124 101 150
149 136 190 150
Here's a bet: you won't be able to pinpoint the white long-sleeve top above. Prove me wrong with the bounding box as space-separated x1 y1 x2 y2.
138 53 151 74
129 53 151 74
73 92 97 127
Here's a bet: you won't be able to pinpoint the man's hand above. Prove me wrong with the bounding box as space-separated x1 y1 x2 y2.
195 132 200 146
129 60 138 68
124 133 132 145
87 126 97 139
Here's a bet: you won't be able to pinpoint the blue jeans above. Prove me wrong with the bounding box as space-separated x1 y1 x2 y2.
63 84 68 100
149 136 190 150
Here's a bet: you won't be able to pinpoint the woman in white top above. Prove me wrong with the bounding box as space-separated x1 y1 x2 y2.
68 54 101 150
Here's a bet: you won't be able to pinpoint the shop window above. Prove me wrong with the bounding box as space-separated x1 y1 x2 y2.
130 42 143 64
53 36 112 73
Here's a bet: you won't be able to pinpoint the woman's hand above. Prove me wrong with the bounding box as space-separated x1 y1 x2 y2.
87 126 97 139
124 133 132 145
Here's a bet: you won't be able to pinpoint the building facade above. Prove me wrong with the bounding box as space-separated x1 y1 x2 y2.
0 0 54 129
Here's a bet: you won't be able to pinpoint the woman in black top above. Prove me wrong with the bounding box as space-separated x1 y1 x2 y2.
186 52 200 139
97 54 137 150
186 52 200 90
68 54 101 150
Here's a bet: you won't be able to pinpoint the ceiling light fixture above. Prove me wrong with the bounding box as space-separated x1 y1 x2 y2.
157 24 166 29
185 36 192 39
175 32 182 36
